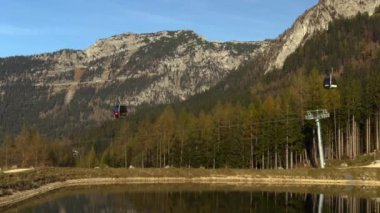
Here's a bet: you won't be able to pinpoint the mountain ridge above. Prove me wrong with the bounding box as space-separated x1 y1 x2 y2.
0 30 267 134
2 30 267 106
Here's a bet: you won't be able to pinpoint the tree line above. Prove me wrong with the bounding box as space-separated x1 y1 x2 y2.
1 66 379 169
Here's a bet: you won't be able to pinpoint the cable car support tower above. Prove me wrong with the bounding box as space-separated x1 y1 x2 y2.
305 109 330 169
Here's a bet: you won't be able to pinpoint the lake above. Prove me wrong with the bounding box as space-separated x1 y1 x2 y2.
5 183 380 212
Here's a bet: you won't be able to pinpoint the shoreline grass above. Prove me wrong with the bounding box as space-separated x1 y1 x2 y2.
1 167 380 194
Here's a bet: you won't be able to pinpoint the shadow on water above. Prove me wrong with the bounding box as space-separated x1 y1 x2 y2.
5 184 380 213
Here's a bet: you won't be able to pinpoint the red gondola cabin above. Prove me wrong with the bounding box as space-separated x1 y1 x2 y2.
113 104 128 118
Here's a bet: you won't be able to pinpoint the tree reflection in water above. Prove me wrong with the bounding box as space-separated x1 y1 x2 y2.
7 185 380 213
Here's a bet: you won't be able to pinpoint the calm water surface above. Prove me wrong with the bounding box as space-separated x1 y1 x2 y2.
5 184 380 213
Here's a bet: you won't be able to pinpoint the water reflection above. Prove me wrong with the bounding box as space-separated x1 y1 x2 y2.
5 184 380 213
318 194 324 213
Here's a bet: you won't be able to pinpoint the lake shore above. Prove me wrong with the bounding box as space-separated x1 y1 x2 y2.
1 167 380 209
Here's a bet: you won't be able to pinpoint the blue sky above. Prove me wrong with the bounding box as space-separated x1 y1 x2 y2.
0 0 318 57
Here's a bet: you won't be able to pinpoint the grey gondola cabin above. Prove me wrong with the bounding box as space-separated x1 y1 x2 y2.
323 74 337 89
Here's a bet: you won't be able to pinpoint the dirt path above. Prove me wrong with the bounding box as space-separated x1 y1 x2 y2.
362 161 380 168
2 168 34 174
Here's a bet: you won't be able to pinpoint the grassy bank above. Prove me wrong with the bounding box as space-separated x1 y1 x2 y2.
1 167 380 197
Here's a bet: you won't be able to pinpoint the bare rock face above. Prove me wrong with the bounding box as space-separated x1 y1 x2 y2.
48 31 265 106
84 33 150 61
3 31 267 106
265 0 380 73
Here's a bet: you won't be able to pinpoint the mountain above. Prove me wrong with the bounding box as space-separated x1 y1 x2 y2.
265 0 380 72
0 31 267 134
1 0 379 136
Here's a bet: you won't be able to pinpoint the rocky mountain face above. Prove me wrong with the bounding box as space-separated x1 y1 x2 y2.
33 31 268 106
265 0 380 72
0 30 267 134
